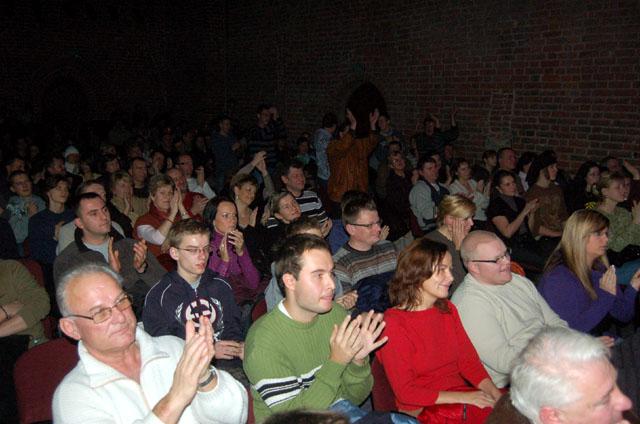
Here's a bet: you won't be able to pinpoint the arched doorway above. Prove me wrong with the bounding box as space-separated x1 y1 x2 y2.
345 82 387 138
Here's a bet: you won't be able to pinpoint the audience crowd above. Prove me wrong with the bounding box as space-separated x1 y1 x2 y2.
1 103 640 424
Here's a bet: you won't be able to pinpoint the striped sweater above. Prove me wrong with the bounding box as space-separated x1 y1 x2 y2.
243 304 372 422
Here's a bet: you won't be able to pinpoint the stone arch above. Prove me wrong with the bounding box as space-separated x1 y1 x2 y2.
333 78 388 138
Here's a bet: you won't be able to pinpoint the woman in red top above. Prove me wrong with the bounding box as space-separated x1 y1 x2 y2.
376 238 501 423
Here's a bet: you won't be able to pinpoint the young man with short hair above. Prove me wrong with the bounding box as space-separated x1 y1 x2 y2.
5 170 45 250
143 219 246 383
333 192 397 312
409 156 450 232
244 234 387 422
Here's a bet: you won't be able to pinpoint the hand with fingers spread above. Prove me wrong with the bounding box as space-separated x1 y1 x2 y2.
133 239 148 273
329 315 364 365
108 236 122 274
598 335 616 348
346 109 357 131
190 195 208 217
335 291 358 310
369 109 380 131
379 225 390 241
352 310 388 365
599 266 617 296
218 233 230 262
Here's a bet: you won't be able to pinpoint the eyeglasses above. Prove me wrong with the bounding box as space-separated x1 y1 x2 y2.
469 248 512 264
175 246 213 255
67 293 133 324
349 220 382 229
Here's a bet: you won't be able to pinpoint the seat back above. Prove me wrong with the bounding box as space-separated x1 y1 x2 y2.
18 258 57 339
370 357 397 412
409 211 425 238
14 337 78 424
250 297 267 323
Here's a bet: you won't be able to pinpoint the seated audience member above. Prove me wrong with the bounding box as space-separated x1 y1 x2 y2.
412 110 458 159
42 153 83 199
516 151 537 193
539 209 639 337
56 180 126 255
333 192 397 312
53 262 248 423
5 170 45 254
383 150 414 240
234 151 276 200
231 172 265 229
425 194 476 293
135 174 189 271
0 259 51 423
110 171 148 237
621 160 640 207
595 172 640 271
451 231 567 388
143 219 247 385
410 156 450 233
167 167 208 221
498 327 634 424
176 153 216 199
96 153 121 189
564 160 601 213
210 115 240 193
0 217 19 259
524 151 568 244
312 112 338 197
276 158 331 232
128 156 150 198
243 234 387 422
486 170 546 270
29 175 75 266
602 155 623 174
247 104 288 173
0 155 26 200
370 113 404 179
448 158 489 228
261 191 302 253
203 197 262 305
264 217 357 311
472 150 497 189
327 109 380 206
377 239 501 423
54 192 165 317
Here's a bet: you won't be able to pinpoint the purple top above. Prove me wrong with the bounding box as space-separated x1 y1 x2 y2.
207 230 260 290
538 264 637 333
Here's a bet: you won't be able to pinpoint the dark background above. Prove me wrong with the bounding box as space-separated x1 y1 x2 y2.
1 0 638 169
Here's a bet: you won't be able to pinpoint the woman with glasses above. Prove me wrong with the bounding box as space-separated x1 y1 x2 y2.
425 195 476 294
538 209 640 338
376 238 501 423
204 197 261 305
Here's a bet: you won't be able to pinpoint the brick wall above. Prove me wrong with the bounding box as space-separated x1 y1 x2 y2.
224 0 640 170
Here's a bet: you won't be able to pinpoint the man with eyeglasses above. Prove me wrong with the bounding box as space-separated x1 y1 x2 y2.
333 192 397 312
53 262 248 423
451 230 567 389
54 192 165 318
142 219 246 385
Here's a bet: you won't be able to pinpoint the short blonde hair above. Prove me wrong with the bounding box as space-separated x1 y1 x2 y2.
436 194 476 227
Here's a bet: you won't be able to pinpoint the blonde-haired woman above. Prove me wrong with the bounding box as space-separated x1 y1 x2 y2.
539 209 640 338
425 194 475 293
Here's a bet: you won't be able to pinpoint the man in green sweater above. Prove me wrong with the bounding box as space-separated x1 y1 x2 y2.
244 234 387 422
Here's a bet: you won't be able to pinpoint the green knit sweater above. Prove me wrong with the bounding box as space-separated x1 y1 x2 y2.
600 206 640 252
243 303 373 422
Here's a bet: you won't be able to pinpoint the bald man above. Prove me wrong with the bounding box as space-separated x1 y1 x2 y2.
53 262 247 424
451 230 567 388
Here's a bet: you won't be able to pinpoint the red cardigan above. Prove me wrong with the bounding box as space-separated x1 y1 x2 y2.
376 301 490 411
134 203 183 271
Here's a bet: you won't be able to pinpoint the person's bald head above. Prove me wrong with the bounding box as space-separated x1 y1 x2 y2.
461 231 513 285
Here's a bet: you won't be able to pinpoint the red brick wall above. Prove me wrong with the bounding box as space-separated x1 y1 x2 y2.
224 0 640 170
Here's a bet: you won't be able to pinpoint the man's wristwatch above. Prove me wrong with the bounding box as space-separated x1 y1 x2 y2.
198 366 217 389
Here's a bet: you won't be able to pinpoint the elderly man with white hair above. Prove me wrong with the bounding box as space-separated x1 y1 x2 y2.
487 327 634 424
52 262 247 424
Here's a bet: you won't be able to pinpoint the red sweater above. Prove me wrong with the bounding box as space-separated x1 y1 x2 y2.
376 301 489 411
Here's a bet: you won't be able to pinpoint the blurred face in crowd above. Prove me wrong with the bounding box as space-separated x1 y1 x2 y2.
275 194 301 224
282 166 305 196
47 180 70 205
214 201 238 234
129 159 148 184
112 178 133 200
419 161 439 183
377 116 390 132
219 118 232 135
389 153 406 173
76 197 112 239
257 108 271 127
586 166 600 188
150 184 174 212
105 158 120 174
602 179 626 204
499 149 517 171
7 158 26 175
456 161 472 181
177 155 194 178
347 209 382 248
167 168 187 194
48 158 65 175
606 158 621 173
10 173 33 197
234 182 257 206
497 175 518 197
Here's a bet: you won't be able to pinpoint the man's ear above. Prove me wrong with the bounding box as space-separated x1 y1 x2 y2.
538 406 562 424
280 175 288 186
282 273 297 292
344 223 355 237
74 217 84 230
59 318 81 341
168 246 179 261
